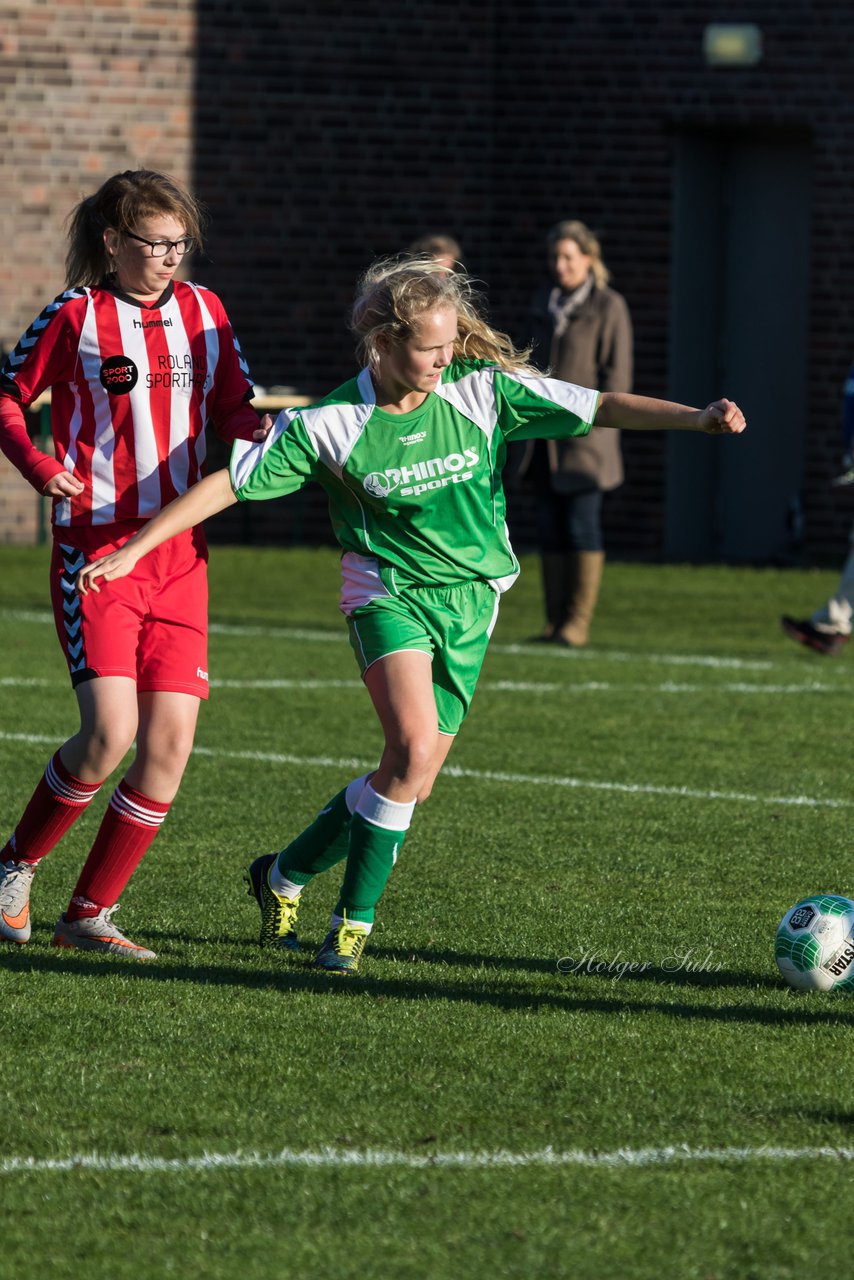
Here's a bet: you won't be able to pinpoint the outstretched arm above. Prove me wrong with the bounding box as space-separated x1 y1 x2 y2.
77 468 237 594
594 392 745 435
0 394 85 496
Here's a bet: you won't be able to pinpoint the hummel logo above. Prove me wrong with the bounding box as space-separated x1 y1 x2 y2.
133 317 173 330
197 667 209 681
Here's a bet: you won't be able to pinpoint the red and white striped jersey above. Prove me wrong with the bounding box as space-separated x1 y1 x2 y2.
0 280 257 529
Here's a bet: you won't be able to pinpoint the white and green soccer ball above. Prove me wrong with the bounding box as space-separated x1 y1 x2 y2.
775 894 854 991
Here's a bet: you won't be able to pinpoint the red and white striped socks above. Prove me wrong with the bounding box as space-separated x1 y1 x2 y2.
66 780 171 920
1 751 102 866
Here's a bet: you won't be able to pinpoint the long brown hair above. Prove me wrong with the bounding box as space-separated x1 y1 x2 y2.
351 255 535 376
65 169 206 288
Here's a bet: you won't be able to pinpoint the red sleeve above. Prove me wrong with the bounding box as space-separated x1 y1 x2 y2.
213 396 262 443
201 291 259 443
0 394 65 492
2 289 83 405
0 291 85 491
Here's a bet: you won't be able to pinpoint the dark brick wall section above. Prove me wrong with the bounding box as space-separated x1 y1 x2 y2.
3 2 854 558
192 2 497 391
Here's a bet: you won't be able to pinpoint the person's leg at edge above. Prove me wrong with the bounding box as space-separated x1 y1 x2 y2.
533 491 571 642
0 677 138 944
316 650 456 973
555 488 605 648
53 690 199 956
781 522 854 655
812 524 854 636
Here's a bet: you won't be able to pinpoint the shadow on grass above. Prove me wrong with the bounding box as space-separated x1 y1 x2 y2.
26 921 778 998
3 939 852 1029
781 1108 854 1128
367 943 783 992
51 922 778 994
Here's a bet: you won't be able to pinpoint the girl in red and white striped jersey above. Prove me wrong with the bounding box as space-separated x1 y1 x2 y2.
0 169 267 959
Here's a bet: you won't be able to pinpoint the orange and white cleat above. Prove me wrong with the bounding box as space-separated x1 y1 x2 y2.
52 904 156 960
0 859 37 944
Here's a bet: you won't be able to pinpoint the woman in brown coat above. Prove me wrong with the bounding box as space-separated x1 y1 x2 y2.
522 220 633 645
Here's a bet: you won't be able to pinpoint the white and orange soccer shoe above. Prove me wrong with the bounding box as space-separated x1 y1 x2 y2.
52 904 156 961
0 859 36 944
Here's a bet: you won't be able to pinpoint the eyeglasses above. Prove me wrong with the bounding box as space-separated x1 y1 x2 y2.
125 232 196 258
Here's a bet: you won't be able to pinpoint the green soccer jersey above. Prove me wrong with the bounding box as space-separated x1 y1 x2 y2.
230 357 598 609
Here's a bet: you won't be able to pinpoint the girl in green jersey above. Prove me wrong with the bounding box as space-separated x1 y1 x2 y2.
77 257 745 974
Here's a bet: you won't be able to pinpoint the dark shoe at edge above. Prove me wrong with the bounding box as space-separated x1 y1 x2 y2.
781 615 848 657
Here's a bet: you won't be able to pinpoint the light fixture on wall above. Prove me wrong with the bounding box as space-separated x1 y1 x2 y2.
703 24 762 67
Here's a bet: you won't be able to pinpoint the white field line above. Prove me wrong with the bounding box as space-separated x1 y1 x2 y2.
0 675 846 697
0 609 780 672
492 645 774 671
2 732 850 810
4 1144 854 1175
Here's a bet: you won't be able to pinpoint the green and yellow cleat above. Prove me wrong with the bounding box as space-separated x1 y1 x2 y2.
245 854 301 951
314 916 369 975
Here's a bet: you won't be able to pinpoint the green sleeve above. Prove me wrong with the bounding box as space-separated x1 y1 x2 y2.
230 411 320 502
494 367 599 442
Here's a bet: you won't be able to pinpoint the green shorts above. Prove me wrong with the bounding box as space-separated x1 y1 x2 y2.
346 580 500 735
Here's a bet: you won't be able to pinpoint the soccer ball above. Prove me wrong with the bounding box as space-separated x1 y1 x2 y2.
775 894 854 991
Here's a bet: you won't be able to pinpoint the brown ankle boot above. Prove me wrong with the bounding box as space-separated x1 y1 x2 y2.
555 551 605 647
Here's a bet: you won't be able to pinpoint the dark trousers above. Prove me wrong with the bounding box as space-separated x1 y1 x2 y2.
535 488 604 554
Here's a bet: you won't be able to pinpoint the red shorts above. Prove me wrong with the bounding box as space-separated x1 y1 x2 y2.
50 525 210 699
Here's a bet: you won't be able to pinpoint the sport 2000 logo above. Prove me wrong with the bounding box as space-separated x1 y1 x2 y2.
99 355 139 395
363 448 479 500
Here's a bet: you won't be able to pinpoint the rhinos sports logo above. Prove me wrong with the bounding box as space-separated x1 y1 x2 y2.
99 355 139 395
363 472 395 499
363 448 479 500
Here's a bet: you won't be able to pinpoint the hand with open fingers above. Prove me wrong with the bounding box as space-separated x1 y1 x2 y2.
44 471 85 498
76 545 139 596
699 399 746 435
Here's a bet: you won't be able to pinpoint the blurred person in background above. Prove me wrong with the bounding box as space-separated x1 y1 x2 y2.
518 219 633 646
782 358 854 656
406 232 463 272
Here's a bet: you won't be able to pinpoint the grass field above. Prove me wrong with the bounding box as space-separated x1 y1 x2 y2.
2 544 854 1279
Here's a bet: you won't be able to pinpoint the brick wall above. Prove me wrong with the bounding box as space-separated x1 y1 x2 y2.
0 0 196 339
0 450 42 544
3 1 854 558
0 0 196 542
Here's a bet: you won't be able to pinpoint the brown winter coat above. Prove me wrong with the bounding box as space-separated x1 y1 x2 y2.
524 283 633 493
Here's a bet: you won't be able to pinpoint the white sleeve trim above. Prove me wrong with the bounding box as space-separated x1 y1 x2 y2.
299 399 375 476
498 369 599 424
230 408 297 492
434 366 499 444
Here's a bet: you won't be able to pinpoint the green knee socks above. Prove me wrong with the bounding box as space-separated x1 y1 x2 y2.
275 774 370 885
334 785 415 924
